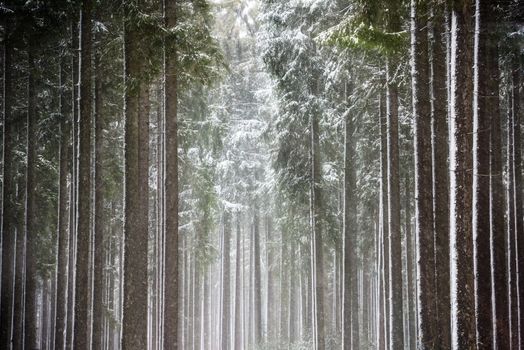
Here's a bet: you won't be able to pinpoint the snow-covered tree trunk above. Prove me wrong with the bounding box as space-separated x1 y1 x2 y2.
234 213 242 350
253 202 262 345
449 1 476 348
221 210 231 350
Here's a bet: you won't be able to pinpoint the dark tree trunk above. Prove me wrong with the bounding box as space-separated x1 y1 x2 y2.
122 5 149 348
487 21 509 350
164 0 179 348
342 93 357 350
431 4 451 349
449 1 476 347
55 60 71 350
92 47 105 350
24 38 39 350
473 1 495 347
412 2 437 348
73 1 93 347
0 24 16 350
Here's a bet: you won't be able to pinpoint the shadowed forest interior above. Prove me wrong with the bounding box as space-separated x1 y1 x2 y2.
0 0 524 349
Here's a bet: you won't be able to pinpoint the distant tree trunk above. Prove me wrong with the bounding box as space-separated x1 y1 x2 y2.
386 61 404 350
280 230 288 343
24 38 39 350
412 1 437 348
266 216 275 341
55 60 71 350
66 19 79 350
73 0 93 347
449 1 476 348
431 4 451 349
473 1 494 348
310 106 326 350
13 140 27 350
221 210 231 350
234 213 242 350
163 0 179 348
92 47 105 350
342 93 357 350
487 20 509 350
253 202 262 344
194 260 202 350
0 24 16 350
122 4 149 348
404 175 415 350
288 242 297 342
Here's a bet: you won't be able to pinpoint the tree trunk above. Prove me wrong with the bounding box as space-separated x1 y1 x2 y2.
55 60 71 350
473 1 495 347
310 107 326 350
378 91 387 350
342 92 357 350
0 23 16 350
412 1 437 348
92 46 105 350
487 18 509 350
221 210 231 350
449 1 476 348
122 4 149 348
431 4 451 349
24 37 39 350
73 1 93 347
234 213 242 350
253 202 262 345
164 0 179 348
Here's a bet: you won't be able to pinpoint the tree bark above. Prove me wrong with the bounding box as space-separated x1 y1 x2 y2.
473 1 495 348
449 1 476 348
122 3 149 348
412 1 437 348
221 210 231 350
378 91 387 350
0 23 16 350
55 60 71 350
73 1 93 347
164 0 179 348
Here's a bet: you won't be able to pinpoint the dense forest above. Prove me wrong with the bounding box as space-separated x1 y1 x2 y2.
0 0 523 349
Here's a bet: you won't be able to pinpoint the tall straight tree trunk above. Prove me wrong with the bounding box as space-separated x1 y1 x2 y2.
164 0 179 348
13 140 27 350
0 24 16 350
449 1 476 348
386 61 404 350
55 61 71 350
412 1 437 348
73 1 93 347
378 91 387 350
310 107 325 350
266 216 275 341
253 202 262 344
234 213 242 350
122 4 149 348
24 38 39 350
66 20 79 350
473 1 494 348
431 4 451 348
342 94 357 350
92 47 105 350
487 17 509 349
511 50 523 350
404 174 415 350
280 230 288 343
221 210 231 350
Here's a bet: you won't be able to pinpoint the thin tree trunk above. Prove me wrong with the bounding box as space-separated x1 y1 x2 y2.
234 213 242 350
221 210 231 350
55 60 71 350
163 0 179 348
253 202 262 345
449 1 476 348
378 91 387 350
73 1 93 347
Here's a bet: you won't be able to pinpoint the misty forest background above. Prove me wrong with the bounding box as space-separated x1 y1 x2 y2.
0 0 524 349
